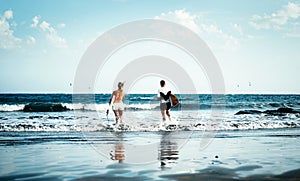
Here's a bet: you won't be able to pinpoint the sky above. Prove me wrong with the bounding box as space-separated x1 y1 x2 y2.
0 0 300 94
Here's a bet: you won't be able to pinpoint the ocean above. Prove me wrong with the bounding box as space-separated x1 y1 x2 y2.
0 94 299 131
0 94 299 180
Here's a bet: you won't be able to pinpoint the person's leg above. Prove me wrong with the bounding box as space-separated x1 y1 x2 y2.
166 110 171 121
166 102 172 121
113 110 119 124
159 103 168 128
160 103 167 122
160 110 167 128
118 110 123 124
160 110 166 122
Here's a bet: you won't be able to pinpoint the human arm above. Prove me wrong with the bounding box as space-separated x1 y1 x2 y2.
157 89 161 100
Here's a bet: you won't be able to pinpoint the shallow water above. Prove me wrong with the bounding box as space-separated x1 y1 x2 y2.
0 128 299 180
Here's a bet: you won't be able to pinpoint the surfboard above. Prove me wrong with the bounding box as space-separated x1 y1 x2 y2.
170 94 179 107
107 95 115 114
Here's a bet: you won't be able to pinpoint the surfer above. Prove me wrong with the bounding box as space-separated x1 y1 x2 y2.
107 82 125 125
157 80 172 127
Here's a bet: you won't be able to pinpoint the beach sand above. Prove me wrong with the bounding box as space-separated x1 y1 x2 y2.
0 128 299 180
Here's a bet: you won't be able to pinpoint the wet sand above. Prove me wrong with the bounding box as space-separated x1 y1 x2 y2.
0 128 299 180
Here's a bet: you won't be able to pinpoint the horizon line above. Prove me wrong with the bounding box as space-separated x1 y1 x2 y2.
0 92 299 95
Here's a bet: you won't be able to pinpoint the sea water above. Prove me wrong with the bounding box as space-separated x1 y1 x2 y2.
0 94 299 131
0 94 299 180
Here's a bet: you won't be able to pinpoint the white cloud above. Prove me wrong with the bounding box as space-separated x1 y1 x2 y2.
58 23 66 29
249 2 300 30
155 9 200 33
26 36 36 45
0 10 21 49
286 2 300 18
11 21 17 27
155 9 241 51
40 21 52 32
30 16 40 28
200 24 240 51
31 17 67 48
46 33 67 48
231 23 243 35
4 10 13 19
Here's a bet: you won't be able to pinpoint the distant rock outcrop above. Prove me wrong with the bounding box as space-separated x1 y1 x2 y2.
263 108 299 115
235 110 262 115
23 103 69 112
235 108 300 116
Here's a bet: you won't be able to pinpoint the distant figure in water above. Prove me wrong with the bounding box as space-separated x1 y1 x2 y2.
107 82 125 125
157 80 172 127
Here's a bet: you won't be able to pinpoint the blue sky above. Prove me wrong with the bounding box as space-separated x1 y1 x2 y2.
0 0 300 93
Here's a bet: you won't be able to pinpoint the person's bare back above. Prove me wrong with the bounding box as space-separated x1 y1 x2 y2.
113 90 124 103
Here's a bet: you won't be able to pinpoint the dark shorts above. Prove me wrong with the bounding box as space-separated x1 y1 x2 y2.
160 102 171 111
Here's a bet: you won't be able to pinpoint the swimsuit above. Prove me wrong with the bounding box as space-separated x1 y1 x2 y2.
112 102 125 111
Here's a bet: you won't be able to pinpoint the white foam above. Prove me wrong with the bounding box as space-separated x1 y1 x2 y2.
63 103 109 111
0 104 24 112
63 103 159 112
126 103 158 110
0 108 299 132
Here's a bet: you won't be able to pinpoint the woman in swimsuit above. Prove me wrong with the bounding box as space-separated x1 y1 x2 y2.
108 82 125 125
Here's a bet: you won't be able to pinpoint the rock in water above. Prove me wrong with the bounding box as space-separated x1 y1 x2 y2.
263 108 300 115
235 110 262 115
23 103 69 112
235 108 300 115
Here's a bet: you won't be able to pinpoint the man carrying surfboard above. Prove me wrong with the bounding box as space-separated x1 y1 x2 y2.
157 80 173 127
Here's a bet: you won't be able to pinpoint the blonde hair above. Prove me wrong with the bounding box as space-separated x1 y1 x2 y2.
118 82 124 89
